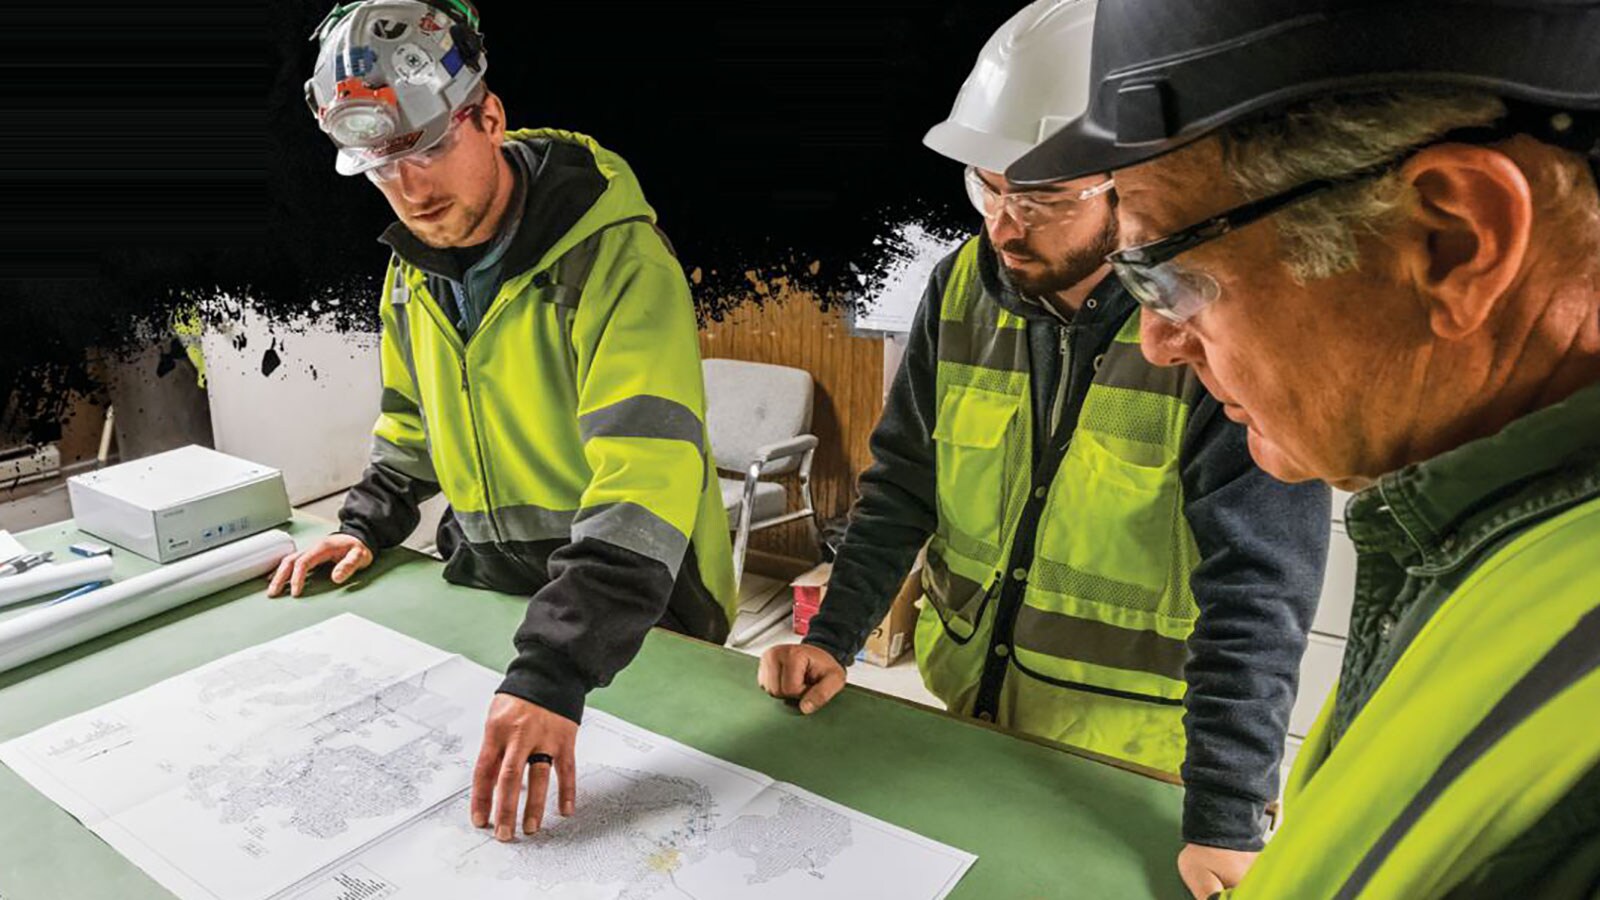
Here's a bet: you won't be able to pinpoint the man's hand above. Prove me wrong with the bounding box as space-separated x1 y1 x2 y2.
266 534 373 598
1177 843 1258 899
471 693 579 841
757 643 847 715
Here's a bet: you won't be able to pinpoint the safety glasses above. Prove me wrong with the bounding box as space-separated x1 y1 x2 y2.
364 104 480 184
1106 173 1346 323
1108 121 1522 323
964 166 1113 229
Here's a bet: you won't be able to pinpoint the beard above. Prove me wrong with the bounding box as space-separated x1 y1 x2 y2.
999 213 1118 297
409 195 494 248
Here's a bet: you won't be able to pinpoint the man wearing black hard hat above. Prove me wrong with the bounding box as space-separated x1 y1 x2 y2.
1009 1 1600 897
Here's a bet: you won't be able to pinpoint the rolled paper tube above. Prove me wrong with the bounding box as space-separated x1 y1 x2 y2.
0 556 116 610
0 529 296 674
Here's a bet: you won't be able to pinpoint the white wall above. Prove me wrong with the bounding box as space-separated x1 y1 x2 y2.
202 303 381 505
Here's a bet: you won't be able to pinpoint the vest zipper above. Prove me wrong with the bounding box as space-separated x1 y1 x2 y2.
972 318 1082 722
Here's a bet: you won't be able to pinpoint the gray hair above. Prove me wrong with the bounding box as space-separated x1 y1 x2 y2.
1219 90 1507 283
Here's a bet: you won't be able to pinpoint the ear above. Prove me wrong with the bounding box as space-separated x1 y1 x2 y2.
479 91 507 145
1396 144 1534 340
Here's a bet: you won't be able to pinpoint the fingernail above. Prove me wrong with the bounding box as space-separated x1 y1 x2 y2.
800 702 814 715
561 801 573 817
496 825 511 841
472 813 487 828
525 819 539 834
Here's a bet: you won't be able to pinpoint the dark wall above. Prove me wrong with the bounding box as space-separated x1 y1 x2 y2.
3 0 1010 439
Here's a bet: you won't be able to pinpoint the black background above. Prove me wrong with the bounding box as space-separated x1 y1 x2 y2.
2 0 1012 438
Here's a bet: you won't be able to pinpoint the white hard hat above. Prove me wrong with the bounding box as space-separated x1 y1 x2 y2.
305 0 487 176
923 0 1097 174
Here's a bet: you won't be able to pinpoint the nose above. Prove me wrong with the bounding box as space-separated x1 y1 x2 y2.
987 206 1026 248
395 162 432 203
1139 308 1203 369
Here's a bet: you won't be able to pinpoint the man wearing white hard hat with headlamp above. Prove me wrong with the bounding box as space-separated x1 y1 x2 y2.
275 0 739 848
758 2 1330 895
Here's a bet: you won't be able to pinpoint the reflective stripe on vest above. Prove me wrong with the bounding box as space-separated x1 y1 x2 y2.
917 235 1202 771
1229 496 1600 899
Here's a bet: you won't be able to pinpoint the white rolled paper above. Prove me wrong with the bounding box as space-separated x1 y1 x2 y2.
0 529 296 674
0 556 117 610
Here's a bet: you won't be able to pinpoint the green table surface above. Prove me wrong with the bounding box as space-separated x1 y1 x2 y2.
0 516 1186 899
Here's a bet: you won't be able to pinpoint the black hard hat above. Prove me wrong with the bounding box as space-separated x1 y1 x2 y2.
1007 0 1600 184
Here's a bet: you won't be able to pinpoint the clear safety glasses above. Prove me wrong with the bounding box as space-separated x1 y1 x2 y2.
364 104 481 184
964 166 1114 229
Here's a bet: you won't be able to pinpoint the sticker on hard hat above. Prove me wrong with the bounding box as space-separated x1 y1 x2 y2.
440 46 464 76
391 43 437 86
335 46 379 82
333 77 397 107
371 18 409 41
357 130 423 161
418 10 450 44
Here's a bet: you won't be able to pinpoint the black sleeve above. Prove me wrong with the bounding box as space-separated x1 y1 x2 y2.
336 462 441 552
801 256 950 667
1177 398 1331 851
499 541 677 724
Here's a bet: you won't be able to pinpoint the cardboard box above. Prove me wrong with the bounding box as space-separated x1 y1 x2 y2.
68 445 291 563
858 559 921 667
788 559 920 667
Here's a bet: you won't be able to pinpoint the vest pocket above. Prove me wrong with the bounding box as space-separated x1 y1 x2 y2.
921 546 992 641
1036 427 1187 604
932 385 1022 545
1016 427 1195 704
914 578 991 714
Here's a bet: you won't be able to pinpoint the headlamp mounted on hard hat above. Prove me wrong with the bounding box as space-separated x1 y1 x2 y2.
304 0 486 176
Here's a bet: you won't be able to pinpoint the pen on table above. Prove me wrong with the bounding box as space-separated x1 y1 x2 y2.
0 551 53 578
48 580 110 606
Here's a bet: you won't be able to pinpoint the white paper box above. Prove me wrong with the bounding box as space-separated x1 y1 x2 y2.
68 445 290 563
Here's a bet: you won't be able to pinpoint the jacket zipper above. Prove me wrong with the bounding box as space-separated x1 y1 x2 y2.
407 273 514 546
1048 326 1074 440
456 357 504 543
456 271 555 548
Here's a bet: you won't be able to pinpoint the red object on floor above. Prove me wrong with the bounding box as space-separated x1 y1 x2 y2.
790 564 831 636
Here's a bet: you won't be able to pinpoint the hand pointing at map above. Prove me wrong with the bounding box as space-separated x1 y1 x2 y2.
472 693 579 840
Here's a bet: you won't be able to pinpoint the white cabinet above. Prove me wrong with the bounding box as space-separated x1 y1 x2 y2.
1277 504 1361 809
1290 633 1344 738
1311 522 1357 639
1331 488 1355 523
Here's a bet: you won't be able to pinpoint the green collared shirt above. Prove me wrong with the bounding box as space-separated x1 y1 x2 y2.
1330 380 1600 899
1332 381 1600 743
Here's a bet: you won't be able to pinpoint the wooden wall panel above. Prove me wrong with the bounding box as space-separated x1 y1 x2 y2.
699 291 884 561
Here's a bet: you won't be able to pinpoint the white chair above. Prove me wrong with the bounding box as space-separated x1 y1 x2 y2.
702 359 820 646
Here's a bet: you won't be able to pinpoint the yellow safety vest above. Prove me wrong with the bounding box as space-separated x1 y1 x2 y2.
915 236 1204 774
1228 495 1600 899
